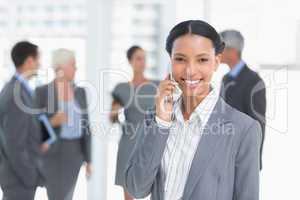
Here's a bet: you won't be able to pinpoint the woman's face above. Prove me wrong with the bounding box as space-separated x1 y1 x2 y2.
58 58 77 81
130 49 146 73
171 34 221 98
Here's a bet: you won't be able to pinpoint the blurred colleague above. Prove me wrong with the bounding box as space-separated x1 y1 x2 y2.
220 30 266 169
110 46 159 200
35 49 92 200
0 41 45 200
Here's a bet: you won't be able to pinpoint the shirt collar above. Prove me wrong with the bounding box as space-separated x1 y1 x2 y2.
15 72 27 83
14 72 33 96
228 60 245 78
172 88 219 124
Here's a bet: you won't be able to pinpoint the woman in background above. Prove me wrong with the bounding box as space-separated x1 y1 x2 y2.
35 49 92 200
110 46 159 200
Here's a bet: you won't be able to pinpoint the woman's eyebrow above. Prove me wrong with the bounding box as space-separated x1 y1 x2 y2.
173 53 186 57
173 53 210 57
196 53 209 57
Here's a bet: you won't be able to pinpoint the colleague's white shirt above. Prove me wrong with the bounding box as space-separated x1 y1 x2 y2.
155 89 219 200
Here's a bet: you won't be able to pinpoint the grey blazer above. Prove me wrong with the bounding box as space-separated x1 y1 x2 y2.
125 97 261 200
35 81 91 163
0 77 44 188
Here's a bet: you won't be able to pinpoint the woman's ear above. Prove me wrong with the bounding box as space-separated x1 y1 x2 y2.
214 54 222 71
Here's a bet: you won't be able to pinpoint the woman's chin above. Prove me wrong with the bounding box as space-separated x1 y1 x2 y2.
183 87 208 98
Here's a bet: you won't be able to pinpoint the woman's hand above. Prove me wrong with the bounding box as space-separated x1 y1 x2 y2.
155 75 176 122
50 111 68 127
85 163 92 179
110 101 121 123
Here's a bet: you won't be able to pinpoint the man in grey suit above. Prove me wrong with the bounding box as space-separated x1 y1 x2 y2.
0 41 45 200
220 30 266 169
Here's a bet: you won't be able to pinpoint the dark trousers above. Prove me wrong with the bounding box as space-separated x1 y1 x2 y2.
44 139 84 200
1 185 36 200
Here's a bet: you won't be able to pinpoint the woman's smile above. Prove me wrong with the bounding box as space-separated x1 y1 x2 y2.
181 78 204 90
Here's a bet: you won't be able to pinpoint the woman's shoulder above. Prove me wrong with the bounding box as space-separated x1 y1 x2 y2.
113 82 130 91
222 99 261 142
149 79 160 85
226 102 255 126
112 82 130 98
143 80 160 89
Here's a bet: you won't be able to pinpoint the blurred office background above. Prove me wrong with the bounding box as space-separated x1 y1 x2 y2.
0 0 299 199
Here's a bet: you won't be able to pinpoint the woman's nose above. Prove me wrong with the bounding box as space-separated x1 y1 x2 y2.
185 63 197 78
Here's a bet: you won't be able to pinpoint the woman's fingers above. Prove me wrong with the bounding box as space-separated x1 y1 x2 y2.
155 77 176 122
164 73 171 80
159 80 176 92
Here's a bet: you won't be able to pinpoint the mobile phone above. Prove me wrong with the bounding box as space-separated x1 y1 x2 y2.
168 63 182 102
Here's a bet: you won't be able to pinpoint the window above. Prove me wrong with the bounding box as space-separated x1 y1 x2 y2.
110 0 163 80
0 0 87 90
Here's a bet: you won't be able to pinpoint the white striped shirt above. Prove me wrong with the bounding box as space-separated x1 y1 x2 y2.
156 89 219 200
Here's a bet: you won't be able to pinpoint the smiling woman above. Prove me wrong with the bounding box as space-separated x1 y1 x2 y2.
124 20 261 200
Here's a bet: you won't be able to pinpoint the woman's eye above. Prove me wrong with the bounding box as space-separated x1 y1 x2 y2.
175 57 185 62
199 58 209 62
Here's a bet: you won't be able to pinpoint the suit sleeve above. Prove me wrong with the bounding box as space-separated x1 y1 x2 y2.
245 78 266 169
233 120 261 200
124 112 169 198
81 88 92 163
2 100 38 188
35 86 51 142
111 84 123 105
34 87 43 109
35 86 56 118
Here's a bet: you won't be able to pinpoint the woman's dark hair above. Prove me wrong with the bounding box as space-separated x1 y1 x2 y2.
11 41 38 68
166 20 225 55
126 45 143 61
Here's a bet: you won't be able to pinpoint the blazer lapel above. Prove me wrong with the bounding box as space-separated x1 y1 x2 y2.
182 98 231 199
74 87 84 109
12 78 34 109
49 81 82 112
48 81 58 114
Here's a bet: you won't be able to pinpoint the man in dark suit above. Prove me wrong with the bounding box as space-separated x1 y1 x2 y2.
0 41 45 200
220 30 266 170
